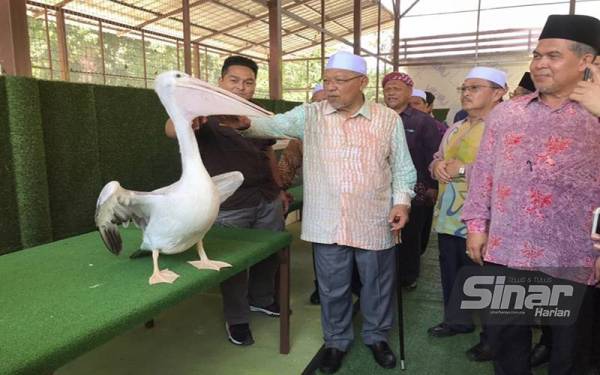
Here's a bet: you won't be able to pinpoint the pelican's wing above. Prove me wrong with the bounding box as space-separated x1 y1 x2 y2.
211 171 244 204
95 181 159 255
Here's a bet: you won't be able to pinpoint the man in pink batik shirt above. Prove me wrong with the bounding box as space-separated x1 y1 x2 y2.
462 14 600 375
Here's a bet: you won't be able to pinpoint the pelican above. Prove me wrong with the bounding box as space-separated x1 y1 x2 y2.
95 71 272 285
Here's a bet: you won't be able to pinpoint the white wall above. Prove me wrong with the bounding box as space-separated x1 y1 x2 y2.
403 56 532 122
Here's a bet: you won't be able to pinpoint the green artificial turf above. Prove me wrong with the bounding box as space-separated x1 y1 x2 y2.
0 226 291 375
38 80 103 241
93 85 180 192
335 235 492 374
253 98 301 115
4 76 53 249
0 77 22 253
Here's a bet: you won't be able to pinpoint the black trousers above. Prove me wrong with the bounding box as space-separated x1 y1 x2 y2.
397 205 428 285
485 267 598 375
420 205 435 254
437 233 477 331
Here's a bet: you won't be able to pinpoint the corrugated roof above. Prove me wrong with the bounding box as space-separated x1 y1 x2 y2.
28 0 394 59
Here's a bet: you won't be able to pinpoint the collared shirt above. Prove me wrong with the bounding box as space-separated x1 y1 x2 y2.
400 107 442 205
462 93 600 284
245 100 416 250
430 118 486 237
195 117 279 210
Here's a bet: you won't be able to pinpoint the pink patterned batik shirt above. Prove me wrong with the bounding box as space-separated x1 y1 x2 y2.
462 93 600 284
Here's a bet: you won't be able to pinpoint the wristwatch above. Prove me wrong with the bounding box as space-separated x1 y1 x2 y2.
458 166 466 177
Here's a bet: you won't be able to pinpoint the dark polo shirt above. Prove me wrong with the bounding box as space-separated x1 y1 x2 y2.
399 107 443 205
196 117 279 210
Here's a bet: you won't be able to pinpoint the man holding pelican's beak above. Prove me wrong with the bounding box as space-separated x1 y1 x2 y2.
221 50 416 373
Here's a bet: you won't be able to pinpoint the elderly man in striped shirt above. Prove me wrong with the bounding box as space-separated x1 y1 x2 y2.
223 51 416 373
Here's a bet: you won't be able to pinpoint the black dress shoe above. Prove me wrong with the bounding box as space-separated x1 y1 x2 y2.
367 341 396 369
427 322 474 337
530 343 551 367
319 347 346 374
466 342 494 362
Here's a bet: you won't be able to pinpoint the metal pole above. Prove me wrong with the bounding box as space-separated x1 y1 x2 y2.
392 0 400 70
182 0 192 74
176 40 180 71
0 0 32 76
268 0 282 99
396 248 406 370
141 30 147 88
475 0 481 63
56 8 70 80
320 0 325 78
99 20 106 84
204 46 208 80
376 0 381 102
306 59 309 102
44 8 53 79
193 43 201 78
569 0 576 14
353 0 361 55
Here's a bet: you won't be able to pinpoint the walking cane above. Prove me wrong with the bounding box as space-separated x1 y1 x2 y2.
395 233 407 370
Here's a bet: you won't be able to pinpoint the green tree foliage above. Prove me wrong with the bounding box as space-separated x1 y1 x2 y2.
27 13 390 102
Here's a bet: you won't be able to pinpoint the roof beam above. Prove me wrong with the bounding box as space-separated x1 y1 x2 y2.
207 0 314 46
132 0 210 29
293 0 353 34
31 0 73 18
241 1 392 64
192 0 305 43
234 2 353 54
283 19 393 61
27 0 268 62
106 0 269 51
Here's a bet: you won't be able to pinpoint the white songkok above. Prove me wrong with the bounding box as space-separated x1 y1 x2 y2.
326 51 367 75
411 89 427 100
465 66 507 87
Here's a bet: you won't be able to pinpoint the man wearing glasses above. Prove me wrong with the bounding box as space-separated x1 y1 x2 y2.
428 66 507 363
222 50 416 373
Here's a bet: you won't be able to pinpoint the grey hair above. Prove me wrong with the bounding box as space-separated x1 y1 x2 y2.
569 41 597 57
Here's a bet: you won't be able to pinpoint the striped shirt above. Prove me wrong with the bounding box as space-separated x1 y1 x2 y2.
244 100 416 250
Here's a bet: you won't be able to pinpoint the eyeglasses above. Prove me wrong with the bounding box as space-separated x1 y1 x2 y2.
322 75 363 86
456 85 496 94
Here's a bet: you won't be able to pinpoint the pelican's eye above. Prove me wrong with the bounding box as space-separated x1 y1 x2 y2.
175 73 182 78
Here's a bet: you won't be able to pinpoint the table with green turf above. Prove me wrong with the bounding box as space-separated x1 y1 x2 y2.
0 226 292 375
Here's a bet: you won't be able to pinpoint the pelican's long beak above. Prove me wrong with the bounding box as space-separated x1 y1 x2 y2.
154 70 272 122
173 74 272 116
